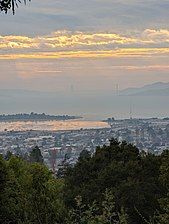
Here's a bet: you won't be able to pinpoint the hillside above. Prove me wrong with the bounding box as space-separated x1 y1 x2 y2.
120 82 169 96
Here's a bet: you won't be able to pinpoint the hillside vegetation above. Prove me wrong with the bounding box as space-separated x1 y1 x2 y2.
0 140 169 224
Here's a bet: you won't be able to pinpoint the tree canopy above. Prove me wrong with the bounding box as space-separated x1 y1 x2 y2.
0 140 169 223
63 140 168 224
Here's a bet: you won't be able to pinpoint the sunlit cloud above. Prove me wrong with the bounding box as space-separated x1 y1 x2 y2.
0 48 168 60
0 29 169 51
94 65 169 71
0 29 168 61
142 29 169 43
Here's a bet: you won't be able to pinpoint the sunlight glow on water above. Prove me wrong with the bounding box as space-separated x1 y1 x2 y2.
0 120 109 132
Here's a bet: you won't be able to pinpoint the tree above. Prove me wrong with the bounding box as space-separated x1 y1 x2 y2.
68 189 128 224
0 0 31 14
1 156 31 224
64 139 162 224
29 163 65 224
157 150 169 223
99 189 118 223
29 146 44 164
0 155 66 224
4 150 13 160
0 155 9 223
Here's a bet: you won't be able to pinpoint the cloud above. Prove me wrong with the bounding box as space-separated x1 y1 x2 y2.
0 0 168 36
142 29 169 43
0 31 138 50
0 29 169 50
0 29 168 60
0 48 168 60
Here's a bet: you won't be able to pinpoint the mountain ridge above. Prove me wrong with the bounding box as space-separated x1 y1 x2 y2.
120 82 169 96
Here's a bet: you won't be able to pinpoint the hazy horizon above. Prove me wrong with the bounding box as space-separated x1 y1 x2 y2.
0 1 168 119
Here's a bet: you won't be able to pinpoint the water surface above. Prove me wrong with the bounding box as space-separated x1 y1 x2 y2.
0 120 109 132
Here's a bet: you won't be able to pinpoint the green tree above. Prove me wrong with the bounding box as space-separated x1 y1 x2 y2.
0 156 31 224
157 150 169 223
0 155 9 223
29 146 44 164
98 189 118 223
68 189 128 224
64 139 162 224
4 150 13 160
0 155 66 224
29 163 65 224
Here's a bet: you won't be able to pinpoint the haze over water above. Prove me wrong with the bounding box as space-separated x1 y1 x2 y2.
0 94 168 121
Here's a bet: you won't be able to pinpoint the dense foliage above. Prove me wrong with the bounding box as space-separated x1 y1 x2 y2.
64 139 169 224
0 155 65 224
0 140 169 223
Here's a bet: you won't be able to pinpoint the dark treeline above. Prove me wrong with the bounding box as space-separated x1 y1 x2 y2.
0 140 169 224
0 112 80 122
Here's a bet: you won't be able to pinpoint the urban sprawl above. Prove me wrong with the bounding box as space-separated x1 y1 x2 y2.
0 118 169 172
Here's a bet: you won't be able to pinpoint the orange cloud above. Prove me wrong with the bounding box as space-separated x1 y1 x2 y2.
0 30 168 61
0 48 168 60
0 29 169 51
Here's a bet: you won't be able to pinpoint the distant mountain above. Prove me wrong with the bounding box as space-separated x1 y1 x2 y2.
120 82 169 96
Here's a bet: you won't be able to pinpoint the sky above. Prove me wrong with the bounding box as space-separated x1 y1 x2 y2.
0 0 169 93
